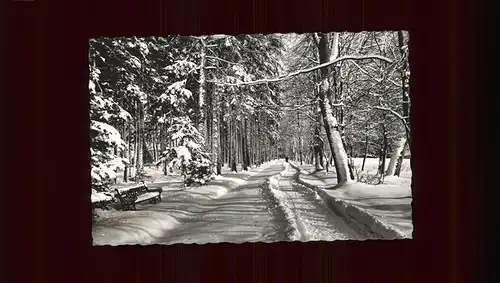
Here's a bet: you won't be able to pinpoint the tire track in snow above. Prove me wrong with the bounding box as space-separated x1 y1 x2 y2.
266 171 304 241
267 161 363 241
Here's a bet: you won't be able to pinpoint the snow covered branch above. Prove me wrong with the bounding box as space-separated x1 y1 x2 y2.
350 61 384 83
373 106 410 133
208 55 394 86
205 55 243 66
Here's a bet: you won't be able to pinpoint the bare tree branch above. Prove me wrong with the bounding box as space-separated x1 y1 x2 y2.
208 55 393 86
205 55 243 66
350 61 383 83
281 102 315 111
373 106 411 133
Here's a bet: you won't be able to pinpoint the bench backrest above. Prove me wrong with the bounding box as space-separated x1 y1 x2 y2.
114 185 148 203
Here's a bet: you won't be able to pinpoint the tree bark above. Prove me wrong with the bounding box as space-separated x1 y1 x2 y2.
123 123 129 182
398 31 411 150
198 38 207 134
243 118 250 170
152 134 158 162
313 95 324 171
378 124 388 177
136 100 145 177
231 116 237 172
217 97 224 175
386 137 407 176
394 139 408 176
206 80 215 173
241 120 248 171
361 134 369 171
315 32 353 185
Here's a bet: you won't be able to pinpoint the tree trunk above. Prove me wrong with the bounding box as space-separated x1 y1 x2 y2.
136 100 145 178
127 124 132 179
243 118 250 170
132 111 139 179
249 118 254 166
123 124 129 182
315 32 352 185
378 124 388 177
398 31 411 150
361 134 369 171
334 68 355 180
394 140 408 176
380 138 388 183
217 99 224 175
198 38 207 134
256 114 261 166
386 137 407 176
231 117 237 172
313 98 324 171
297 111 303 165
152 134 157 163
241 120 248 171
228 118 232 168
206 80 215 173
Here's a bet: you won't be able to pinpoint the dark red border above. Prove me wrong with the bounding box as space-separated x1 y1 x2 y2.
6 0 483 282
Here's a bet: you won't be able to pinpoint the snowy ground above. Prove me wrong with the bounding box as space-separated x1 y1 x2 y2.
92 160 372 245
292 158 413 238
93 161 291 245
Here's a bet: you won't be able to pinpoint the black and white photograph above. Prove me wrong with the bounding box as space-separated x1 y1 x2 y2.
90 31 412 246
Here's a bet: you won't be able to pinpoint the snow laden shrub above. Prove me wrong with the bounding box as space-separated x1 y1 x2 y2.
90 121 128 191
157 116 215 186
89 64 130 191
355 167 383 185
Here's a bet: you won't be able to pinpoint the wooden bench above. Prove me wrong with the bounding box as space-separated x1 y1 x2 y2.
114 184 163 211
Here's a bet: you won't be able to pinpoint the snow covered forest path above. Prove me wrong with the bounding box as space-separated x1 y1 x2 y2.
156 160 291 244
269 163 363 241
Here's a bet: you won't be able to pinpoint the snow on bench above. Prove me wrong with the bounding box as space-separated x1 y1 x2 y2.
136 192 162 203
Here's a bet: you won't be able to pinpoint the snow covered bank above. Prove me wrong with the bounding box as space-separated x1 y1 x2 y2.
315 187 409 239
323 183 412 238
92 210 181 245
267 170 302 241
258 162 301 241
290 160 413 239
261 179 301 241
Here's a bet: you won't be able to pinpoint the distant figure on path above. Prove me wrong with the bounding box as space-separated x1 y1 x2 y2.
285 156 289 162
